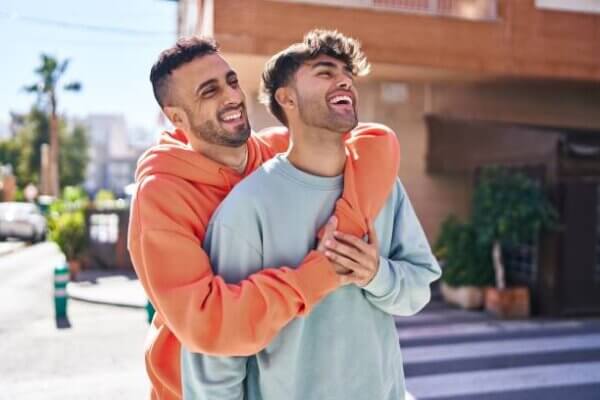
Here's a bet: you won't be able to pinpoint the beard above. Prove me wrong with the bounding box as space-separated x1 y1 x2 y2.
186 107 251 148
296 90 358 133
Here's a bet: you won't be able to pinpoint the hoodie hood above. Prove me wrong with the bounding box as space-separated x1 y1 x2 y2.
135 129 265 191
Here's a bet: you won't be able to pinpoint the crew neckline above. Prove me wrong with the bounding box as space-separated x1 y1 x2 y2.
269 154 343 190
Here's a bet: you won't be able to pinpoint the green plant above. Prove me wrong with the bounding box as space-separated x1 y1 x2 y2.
49 210 86 261
435 216 494 287
47 185 89 261
94 189 115 203
472 167 559 289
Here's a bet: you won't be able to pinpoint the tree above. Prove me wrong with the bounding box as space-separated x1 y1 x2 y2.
60 124 89 188
2 107 89 189
23 54 81 196
15 108 50 186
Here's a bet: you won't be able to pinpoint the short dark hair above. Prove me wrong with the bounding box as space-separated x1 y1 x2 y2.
150 36 219 108
259 30 370 126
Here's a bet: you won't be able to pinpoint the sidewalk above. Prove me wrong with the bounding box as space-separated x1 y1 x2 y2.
66 269 147 308
0 241 26 256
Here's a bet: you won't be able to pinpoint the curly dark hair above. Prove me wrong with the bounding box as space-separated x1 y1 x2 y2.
150 36 219 108
260 30 370 126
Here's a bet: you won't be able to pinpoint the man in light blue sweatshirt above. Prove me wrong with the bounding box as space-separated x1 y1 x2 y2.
181 30 441 400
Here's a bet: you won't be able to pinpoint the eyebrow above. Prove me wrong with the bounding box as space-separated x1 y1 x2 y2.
195 71 238 95
311 61 353 75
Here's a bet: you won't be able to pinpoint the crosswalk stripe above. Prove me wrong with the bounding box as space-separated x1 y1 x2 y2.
398 319 586 343
403 333 600 363
406 361 600 399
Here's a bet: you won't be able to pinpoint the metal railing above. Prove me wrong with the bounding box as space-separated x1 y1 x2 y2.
275 0 499 21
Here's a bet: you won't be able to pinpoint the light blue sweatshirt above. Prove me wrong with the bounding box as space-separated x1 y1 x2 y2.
181 154 441 400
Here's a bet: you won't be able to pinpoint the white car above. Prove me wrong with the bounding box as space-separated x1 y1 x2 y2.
0 202 47 243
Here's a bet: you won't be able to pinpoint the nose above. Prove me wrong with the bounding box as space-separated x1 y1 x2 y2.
223 85 244 107
337 74 353 90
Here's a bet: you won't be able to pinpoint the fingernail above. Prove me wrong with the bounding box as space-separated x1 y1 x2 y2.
325 240 332 247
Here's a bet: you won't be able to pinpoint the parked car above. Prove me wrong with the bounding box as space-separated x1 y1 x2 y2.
0 202 47 243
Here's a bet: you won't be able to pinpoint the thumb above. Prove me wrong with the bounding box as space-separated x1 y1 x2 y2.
317 215 338 251
367 219 379 247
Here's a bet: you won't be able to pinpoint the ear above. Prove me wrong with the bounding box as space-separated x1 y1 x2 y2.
163 106 189 131
275 87 295 112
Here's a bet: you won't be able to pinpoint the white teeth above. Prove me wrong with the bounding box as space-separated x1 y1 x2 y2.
222 111 242 121
330 95 353 105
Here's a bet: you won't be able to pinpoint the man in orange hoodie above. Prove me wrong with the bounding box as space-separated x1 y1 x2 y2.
128 35 399 399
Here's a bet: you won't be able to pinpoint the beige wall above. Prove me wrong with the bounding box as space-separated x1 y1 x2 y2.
430 80 600 131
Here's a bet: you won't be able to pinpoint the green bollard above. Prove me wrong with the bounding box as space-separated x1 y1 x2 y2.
145 300 155 324
54 263 69 319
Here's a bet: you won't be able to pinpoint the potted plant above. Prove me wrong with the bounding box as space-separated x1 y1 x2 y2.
434 216 494 309
49 210 87 279
48 186 89 280
472 167 558 318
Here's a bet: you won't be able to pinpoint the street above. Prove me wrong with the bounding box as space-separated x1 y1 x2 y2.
401 301 600 399
2 243 600 399
0 243 149 400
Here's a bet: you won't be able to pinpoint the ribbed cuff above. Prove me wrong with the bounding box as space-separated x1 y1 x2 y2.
362 256 394 297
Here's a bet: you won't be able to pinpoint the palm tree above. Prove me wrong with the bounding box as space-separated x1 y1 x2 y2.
23 54 81 196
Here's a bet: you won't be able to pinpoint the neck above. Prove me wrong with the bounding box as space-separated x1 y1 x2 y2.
285 124 346 177
188 134 248 174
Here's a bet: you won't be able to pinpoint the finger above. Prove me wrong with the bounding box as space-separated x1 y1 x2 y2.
325 239 364 264
340 270 371 286
367 219 379 248
317 215 338 251
333 231 373 256
326 251 372 281
332 262 352 275
333 231 369 253
325 250 361 272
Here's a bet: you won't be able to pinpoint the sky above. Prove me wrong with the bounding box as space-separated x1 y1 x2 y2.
0 0 177 133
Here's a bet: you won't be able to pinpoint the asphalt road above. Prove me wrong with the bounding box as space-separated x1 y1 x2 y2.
0 242 149 400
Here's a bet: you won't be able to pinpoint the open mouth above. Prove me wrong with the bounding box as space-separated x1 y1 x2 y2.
219 108 245 125
328 94 355 113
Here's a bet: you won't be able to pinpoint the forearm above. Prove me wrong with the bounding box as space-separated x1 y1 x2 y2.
133 229 338 356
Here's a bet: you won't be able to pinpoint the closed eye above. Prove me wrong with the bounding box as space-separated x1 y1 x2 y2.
201 87 217 98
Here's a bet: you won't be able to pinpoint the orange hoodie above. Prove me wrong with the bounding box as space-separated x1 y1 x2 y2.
128 123 400 399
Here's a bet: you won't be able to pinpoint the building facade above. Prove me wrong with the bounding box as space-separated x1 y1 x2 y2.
83 114 151 197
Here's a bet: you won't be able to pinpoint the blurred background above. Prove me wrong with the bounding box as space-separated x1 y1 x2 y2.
1 0 600 399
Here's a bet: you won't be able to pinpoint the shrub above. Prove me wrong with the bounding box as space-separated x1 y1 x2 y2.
435 216 494 287
49 211 86 261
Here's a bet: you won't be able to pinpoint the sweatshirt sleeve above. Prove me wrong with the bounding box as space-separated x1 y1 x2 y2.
362 181 442 316
181 218 265 399
130 175 340 357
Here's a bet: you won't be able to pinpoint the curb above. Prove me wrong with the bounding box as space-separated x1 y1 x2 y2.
0 242 26 256
66 278 147 309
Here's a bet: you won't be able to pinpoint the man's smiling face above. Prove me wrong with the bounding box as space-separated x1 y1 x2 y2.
291 54 359 133
171 53 251 147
